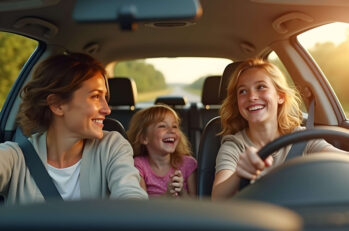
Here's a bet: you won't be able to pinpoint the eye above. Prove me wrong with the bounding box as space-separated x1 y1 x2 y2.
92 94 100 99
238 89 247 95
257 84 266 90
172 124 178 129
157 123 166 128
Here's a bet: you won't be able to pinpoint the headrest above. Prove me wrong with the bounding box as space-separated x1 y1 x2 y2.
218 62 243 101
155 96 187 107
108 77 137 107
201 75 221 105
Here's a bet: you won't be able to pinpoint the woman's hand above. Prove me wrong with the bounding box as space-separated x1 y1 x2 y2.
167 170 184 197
236 147 273 180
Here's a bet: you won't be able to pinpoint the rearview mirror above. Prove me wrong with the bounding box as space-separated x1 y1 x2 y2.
73 0 202 30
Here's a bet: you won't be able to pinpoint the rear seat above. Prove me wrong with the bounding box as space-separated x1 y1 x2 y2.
107 77 138 130
200 75 221 125
189 75 222 156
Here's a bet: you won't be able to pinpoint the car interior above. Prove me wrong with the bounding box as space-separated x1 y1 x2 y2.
1 0 349 230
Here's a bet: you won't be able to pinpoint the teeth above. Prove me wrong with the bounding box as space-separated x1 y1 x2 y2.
163 138 175 142
248 105 264 111
93 119 103 124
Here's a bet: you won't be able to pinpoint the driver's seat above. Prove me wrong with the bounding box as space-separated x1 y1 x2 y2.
197 62 242 199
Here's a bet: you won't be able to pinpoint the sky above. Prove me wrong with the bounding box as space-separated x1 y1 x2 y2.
298 22 349 48
145 57 232 84
145 22 349 84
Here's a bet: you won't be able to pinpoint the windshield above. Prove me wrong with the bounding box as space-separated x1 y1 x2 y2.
110 57 232 106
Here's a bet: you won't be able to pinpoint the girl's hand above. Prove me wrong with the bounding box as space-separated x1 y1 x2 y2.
235 147 273 180
167 170 184 197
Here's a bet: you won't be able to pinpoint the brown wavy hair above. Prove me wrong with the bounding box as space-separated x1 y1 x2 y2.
17 52 107 136
127 104 192 169
220 58 302 136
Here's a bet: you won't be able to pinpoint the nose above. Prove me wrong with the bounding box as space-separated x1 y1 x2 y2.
248 89 258 101
101 98 111 115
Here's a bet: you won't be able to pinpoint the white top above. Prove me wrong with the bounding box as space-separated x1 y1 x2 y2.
48 160 81 200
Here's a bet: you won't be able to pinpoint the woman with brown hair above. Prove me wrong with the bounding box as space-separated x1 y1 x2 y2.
212 58 347 200
0 52 147 204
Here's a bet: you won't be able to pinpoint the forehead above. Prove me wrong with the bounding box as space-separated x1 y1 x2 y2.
79 73 107 91
237 67 272 86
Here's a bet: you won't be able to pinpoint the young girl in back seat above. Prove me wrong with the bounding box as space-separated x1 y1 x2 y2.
127 104 197 197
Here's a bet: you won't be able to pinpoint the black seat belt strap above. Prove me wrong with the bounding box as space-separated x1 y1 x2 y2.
285 98 315 160
17 129 63 201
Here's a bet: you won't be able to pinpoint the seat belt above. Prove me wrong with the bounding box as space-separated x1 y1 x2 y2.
16 129 63 201
285 98 315 160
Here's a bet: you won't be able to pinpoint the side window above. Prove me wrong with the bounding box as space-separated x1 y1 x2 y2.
267 52 306 112
297 22 349 118
0 32 38 110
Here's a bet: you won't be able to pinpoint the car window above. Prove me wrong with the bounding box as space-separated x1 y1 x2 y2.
109 57 232 105
297 22 349 118
267 51 306 112
0 32 38 110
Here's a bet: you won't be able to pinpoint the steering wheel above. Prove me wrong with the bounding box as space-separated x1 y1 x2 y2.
239 128 349 190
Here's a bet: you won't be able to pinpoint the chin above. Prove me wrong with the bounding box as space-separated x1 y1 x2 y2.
85 131 104 140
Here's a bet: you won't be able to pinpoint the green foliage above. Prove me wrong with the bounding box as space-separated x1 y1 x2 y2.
308 41 349 107
188 76 206 90
113 60 167 93
0 33 38 108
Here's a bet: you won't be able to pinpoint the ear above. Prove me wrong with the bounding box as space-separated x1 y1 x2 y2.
47 94 64 116
140 134 148 145
277 92 285 105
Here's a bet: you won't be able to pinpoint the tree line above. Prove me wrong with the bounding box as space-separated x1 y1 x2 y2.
113 60 166 93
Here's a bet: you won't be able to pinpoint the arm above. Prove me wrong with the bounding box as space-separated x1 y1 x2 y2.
139 176 147 192
106 134 148 199
212 169 239 201
186 170 197 197
0 142 19 193
212 147 273 200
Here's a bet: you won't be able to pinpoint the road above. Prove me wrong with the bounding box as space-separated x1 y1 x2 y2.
168 85 200 102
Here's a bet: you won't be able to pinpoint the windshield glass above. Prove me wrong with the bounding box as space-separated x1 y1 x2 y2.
110 57 232 106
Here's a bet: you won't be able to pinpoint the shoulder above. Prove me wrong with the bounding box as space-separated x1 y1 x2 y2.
293 126 305 132
134 156 147 167
0 141 25 164
84 131 133 161
220 130 246 151
182 155 197 166
180 155 197 177
91 131 131 151
0 141 22 155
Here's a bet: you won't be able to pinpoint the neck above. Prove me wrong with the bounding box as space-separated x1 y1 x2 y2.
246 122 280 149
46 124 84 168
148 152 171 170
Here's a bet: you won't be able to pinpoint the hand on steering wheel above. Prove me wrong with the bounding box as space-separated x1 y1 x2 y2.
239 128 349 191
235 147 273 181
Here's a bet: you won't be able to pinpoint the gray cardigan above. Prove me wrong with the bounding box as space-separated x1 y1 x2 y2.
0 131 148 205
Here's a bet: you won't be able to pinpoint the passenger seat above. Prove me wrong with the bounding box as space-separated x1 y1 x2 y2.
190 75 221 156
107 77 138 130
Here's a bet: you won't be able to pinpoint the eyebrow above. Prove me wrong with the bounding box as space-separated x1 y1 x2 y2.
237 80 267 89
88 89 107 94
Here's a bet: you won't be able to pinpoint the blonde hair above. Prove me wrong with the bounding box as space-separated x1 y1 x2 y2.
220 58 302 136
127 104 192 169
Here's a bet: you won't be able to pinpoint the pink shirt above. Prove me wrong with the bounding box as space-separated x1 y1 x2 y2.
134 155 197 196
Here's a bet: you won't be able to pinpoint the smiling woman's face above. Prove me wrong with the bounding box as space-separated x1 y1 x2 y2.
59 73 111 139
236 67 284 126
